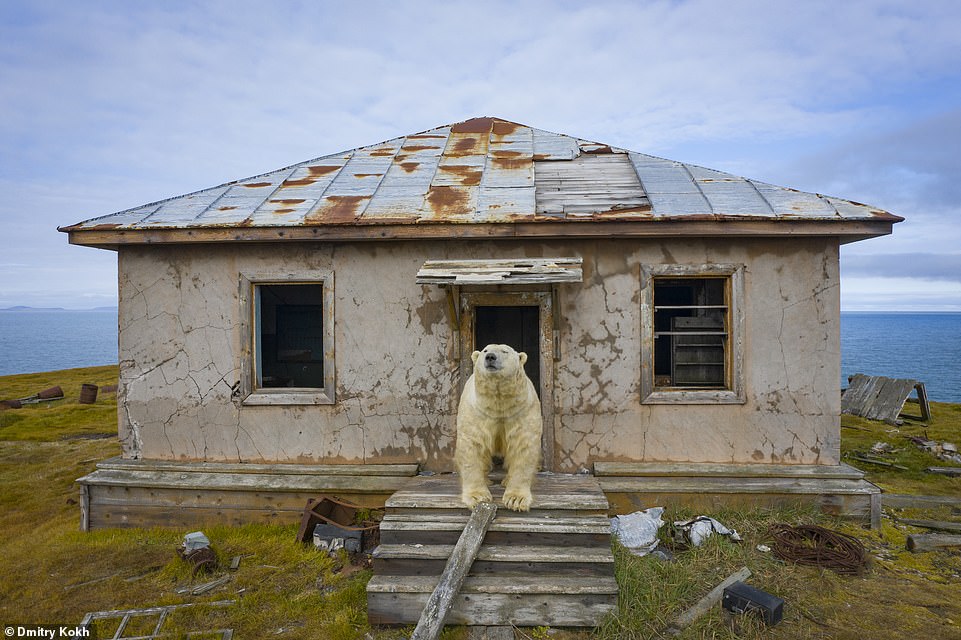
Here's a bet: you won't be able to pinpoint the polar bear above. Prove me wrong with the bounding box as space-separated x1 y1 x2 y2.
455 344 542 512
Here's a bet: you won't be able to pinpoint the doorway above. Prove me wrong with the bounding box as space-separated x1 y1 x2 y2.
458 290 555 470
474 305 540 392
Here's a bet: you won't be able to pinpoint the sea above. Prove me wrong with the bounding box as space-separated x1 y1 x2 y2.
1 309 960 402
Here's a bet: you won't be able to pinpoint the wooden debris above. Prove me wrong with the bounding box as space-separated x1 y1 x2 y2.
842 374 930 425
926 467 961 477
666 566 752 635
411 501 498 640
190 574 231 595
848 455 908 471
229 555 242 570
416 258 583 286
906 533 961 553
80 600 234 639
897 519 961 534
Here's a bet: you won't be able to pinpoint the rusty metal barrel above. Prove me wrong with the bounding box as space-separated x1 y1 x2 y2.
37 386 64 399
78 384 99 404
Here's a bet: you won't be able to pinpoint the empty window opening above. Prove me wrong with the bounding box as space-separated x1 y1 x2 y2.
255 283 325 389
653 277 729 389
474 305 540 392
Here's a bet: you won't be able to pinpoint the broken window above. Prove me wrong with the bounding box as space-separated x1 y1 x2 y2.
240 272 334 405
641 264 744 404
255 284 325 389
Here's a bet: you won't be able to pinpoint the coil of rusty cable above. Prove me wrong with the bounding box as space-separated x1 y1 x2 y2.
768 524 867 575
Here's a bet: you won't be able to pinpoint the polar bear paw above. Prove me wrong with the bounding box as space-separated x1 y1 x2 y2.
462 488 493 510
502 488 532 512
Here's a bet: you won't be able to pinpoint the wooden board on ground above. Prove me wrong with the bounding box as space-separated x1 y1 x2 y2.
842 373 931 424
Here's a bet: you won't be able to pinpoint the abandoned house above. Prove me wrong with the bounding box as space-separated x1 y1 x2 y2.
62 116 901 532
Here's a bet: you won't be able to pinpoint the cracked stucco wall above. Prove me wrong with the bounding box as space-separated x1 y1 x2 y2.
117 236 840 471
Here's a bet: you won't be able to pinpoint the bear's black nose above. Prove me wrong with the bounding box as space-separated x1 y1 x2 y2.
485 352 497 363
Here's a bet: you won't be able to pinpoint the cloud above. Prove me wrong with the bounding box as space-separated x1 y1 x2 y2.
2 0 961 308
842 253 961 283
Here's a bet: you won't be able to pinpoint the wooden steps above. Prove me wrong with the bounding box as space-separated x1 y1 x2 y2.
367 473 618 628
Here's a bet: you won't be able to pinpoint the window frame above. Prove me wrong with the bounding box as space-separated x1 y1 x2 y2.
239 271 335 406
640 263 745 405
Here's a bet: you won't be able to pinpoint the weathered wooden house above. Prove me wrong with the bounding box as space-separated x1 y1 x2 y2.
63 116 900 532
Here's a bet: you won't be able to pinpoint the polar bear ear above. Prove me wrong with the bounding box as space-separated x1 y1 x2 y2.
471 350 481 364
518 352 528 366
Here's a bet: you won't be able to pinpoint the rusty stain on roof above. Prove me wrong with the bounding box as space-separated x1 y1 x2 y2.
62 116 904 236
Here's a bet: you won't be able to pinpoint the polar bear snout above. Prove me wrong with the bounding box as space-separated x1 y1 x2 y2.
483 351 501 371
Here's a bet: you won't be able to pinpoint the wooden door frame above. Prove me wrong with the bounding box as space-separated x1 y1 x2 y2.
458 289 556 471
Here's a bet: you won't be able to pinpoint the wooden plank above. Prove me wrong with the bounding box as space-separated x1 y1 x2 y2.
898 519 961 534
916 383 932 421
374 544 614 564
95 457 418 476
411 502 497 640
90 486 329 510
926 467 961 477
387 474 609 511
87 496 391 530
79 468 412 493
667 567 751 635
906 533 961 552
597 476 881 495
368 574 618 595
593 462 864 480
379 517 611 547
368 591 616 627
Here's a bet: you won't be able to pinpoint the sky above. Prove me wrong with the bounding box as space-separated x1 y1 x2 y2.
2 0 960 311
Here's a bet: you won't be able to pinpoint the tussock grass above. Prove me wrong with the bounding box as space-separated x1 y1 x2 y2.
1 366 959 639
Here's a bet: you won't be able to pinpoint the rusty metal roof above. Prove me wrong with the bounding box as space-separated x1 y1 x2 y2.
61 116 902 237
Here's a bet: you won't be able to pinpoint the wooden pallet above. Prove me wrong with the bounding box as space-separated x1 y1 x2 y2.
367 473 618 628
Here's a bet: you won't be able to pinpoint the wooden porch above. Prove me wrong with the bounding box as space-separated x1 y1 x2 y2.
75 457 418 530
595 461 882 529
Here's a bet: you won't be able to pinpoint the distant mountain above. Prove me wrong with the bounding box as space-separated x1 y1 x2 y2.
0 306 118 312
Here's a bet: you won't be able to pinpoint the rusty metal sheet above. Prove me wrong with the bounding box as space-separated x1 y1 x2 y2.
485 124 534 188
532 128 579 160
475 185 536 221
628 153 713 216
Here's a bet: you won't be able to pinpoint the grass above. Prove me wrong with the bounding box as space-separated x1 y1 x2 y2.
1 366 960 639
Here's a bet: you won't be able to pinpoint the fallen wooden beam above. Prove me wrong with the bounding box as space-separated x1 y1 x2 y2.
906 533 961 553
898 519 961 534
666 566 751 635
411 502 497 640
849 455 908 471
926 467 961 477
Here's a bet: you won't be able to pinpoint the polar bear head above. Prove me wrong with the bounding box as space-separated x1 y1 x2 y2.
471 343 528 379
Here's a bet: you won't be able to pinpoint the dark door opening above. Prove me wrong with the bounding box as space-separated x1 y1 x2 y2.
474 305 540 392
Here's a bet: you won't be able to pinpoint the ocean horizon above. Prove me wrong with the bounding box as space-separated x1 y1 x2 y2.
1 308 959 402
